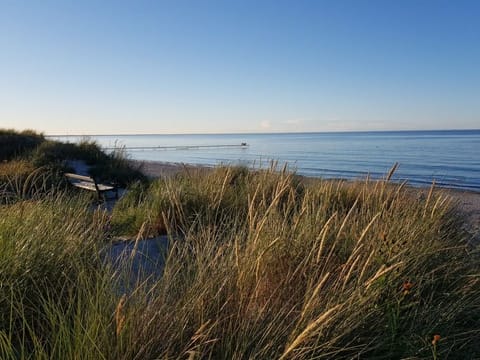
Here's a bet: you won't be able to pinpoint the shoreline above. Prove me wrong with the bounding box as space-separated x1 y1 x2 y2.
130 159 213 178
130 159 480 240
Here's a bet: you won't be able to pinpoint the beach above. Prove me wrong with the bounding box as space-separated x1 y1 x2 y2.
131 159 209 178
447 189 480 240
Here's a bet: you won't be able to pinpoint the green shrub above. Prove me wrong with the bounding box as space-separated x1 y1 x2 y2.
31 139 106 167
0 129 45 160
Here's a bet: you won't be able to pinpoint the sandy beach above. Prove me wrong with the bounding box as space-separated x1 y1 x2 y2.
446 189 480 239
131 159 480 241
130 160 209 178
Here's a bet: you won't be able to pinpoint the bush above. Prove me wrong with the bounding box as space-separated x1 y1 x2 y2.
0 129 45 160
31 139 106 167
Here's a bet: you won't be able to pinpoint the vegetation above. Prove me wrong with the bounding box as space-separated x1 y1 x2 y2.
0 194 114 358
0 161 62 204
0 129 45 161
0 129 145 196
1 158 479 358
31 139 146 186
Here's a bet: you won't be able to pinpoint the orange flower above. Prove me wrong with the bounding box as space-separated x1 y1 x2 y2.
402 281 413 295
432 334 441 345
379 231 387 242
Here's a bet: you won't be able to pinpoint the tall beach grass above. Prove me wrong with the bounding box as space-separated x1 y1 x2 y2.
111 166 480 358
0 164 479 359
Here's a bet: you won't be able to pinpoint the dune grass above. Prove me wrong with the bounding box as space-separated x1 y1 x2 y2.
0 193 115 358
109 166 480 359
0 128 145 196
31 139 146 187
0 129 45 161
1 165 479 359
0 160 65 204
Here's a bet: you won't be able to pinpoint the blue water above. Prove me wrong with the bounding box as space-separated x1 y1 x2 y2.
50 130 480 191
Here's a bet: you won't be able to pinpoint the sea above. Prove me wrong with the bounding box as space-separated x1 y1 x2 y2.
50 130 480 192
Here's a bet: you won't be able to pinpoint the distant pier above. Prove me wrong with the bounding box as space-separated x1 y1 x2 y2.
103 143 249 151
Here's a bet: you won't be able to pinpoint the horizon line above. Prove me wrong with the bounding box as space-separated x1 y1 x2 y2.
45 128 480 137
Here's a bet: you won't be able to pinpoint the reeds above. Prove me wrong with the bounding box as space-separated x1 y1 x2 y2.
1 164 479 359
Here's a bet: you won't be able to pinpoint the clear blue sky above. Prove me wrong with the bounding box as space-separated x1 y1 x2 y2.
1 0 479 134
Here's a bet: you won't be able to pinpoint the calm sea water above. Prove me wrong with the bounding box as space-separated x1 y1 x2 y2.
50 130 480 191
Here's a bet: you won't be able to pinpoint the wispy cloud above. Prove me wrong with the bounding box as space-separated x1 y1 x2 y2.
260 120 271 129
283 119 301 125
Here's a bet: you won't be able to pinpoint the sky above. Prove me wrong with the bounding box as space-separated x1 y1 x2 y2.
0 0 479 135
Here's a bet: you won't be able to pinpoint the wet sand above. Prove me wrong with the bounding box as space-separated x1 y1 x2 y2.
130 159 480 241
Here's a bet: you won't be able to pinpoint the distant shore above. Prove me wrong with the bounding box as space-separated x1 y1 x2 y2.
130 159 480 240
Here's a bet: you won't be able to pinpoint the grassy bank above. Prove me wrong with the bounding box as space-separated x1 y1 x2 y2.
0 129 45 161
1 159 479 358
0 129 145 202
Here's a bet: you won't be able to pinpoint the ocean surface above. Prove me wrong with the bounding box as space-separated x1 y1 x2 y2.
50 130 480 191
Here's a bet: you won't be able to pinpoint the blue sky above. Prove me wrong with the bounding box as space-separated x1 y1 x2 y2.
1 0 479 134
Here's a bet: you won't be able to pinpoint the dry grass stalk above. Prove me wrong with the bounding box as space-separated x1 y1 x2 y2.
115 294 127 336
280 304 342 360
